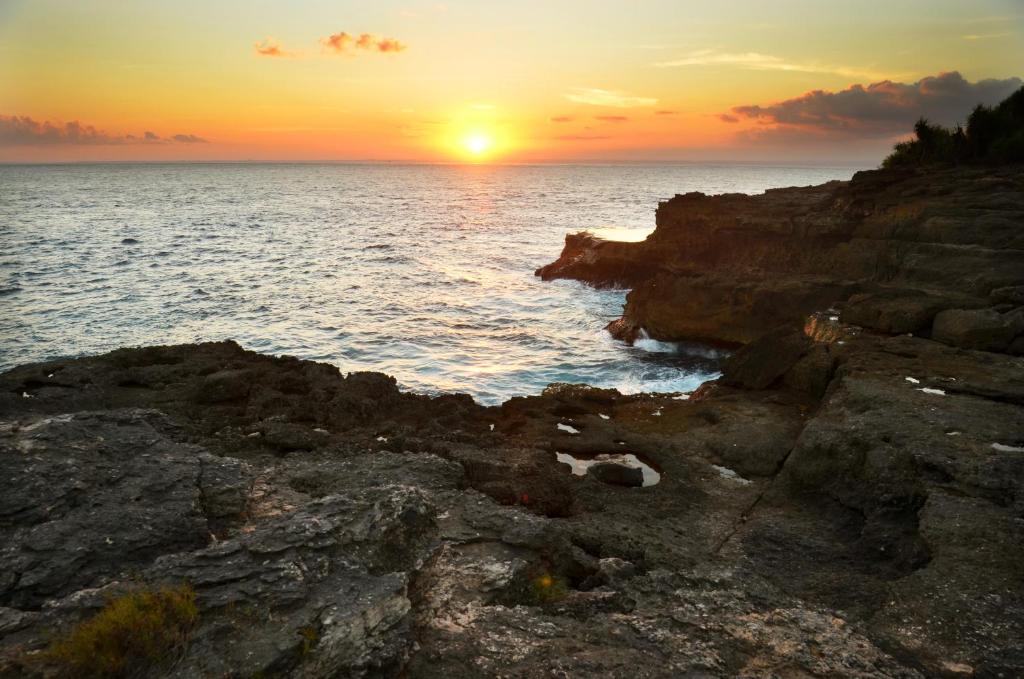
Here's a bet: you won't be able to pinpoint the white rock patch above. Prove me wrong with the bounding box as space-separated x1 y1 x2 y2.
711 465 752 485
557 423 580 435
555 451 661 486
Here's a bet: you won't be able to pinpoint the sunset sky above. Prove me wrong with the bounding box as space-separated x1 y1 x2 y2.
1 0 1021 163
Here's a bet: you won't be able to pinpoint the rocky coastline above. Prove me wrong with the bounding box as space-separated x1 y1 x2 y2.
537 164 1024 350
2 165 1023 678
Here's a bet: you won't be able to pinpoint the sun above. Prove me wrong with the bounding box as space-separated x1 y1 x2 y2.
462 132 493 158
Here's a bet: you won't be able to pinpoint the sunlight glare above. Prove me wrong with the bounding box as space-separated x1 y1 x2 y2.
463 132 493 158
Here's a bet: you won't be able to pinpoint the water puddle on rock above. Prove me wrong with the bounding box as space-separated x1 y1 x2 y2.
555 452 661 487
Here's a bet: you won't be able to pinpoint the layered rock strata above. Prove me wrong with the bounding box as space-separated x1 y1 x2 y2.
537 165 1024 350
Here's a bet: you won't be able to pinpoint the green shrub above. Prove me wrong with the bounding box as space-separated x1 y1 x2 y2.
882 86 1024 167
43 584 199 678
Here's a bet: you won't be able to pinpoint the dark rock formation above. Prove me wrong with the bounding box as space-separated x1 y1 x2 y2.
537 165 1024 351
1 332 1021 677
932 306 1024 352
587 460 644 486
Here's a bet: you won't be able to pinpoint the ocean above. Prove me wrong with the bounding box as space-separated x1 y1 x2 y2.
0 163 862 404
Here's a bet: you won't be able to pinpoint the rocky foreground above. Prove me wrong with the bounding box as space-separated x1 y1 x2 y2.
1 166 1023 678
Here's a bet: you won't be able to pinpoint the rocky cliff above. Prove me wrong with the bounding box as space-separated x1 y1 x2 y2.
537 165 1024 349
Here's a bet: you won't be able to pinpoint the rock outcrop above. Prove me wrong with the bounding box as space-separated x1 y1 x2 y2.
1 330 1021 677
537 165 1024 350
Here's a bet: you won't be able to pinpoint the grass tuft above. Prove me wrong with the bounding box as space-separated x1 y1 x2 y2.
43 584 198 678
298 625 319 656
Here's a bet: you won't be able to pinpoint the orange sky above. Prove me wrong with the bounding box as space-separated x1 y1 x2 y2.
0 0 1021 163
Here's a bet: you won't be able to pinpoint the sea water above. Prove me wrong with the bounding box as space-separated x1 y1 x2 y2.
0 163 861 404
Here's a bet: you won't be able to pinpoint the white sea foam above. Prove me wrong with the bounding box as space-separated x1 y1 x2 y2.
633 329 678 354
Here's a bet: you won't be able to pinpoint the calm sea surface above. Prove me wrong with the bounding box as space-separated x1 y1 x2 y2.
0 163 862 404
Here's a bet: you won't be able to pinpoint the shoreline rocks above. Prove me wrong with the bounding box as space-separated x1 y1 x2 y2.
1 331 1021 677
537 164 1024 352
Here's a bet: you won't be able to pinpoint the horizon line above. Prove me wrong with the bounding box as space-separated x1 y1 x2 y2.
0 158 877 168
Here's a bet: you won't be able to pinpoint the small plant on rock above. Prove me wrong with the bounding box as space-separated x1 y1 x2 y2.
298 625 319 656
42 583 198 678
530 573 569 604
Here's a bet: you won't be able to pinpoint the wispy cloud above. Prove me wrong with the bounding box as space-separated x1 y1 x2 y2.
322 32 407 54
550 115 574 123
556 134 611 141
655 110 678 116
0 115 209 146
564 88 657 108
725 71 1022 142
594 115 629 123
254 38 292 57
962 32 1011 41
654 49 894 81
398 3 448 18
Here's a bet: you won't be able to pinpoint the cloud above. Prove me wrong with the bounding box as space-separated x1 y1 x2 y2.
594 115 629 123
376 37 407 53
322 32 407 54
0 116 125 145
323 32 353 52
655 49 893 81
171 133 208 143
962 32 1011 41
564 88 657 108
254 38 291 57
550 116 574 123
655 110 678 116
0 115 209 146
726 71 1022 142
718 114 739 123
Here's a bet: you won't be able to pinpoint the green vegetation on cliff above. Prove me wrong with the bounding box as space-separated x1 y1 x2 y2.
883 86 1024 167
